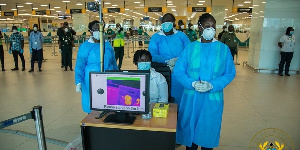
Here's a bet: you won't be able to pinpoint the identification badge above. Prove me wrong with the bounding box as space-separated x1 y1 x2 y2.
13 42 16 45
34 42 38 45
64 40 68 42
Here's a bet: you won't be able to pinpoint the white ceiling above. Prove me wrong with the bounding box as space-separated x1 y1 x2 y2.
0 0 259 22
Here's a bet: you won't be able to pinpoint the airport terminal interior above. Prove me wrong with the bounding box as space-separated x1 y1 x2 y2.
0 0 299 149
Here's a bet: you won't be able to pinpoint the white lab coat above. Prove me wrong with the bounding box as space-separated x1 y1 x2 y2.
149 68 168 103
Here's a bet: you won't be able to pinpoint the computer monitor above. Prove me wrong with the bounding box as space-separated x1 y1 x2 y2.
89 70 150 125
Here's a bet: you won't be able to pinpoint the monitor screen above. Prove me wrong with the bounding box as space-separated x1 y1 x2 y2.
89 71 150 114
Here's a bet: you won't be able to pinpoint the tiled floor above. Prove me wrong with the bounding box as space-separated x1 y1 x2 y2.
0 42 299 150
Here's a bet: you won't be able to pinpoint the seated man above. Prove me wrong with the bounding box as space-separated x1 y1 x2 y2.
133 50 168 103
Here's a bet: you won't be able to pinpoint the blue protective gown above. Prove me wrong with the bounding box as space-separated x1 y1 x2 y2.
75 39 118 113
148 30 190 105
174 39 236 148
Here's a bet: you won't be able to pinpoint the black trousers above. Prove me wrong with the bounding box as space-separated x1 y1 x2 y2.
114 46 124 69
12 50 25 69
229 48 236 61
138 34 143 46
61 54 64 66
138 41 143 46
186 143 213 150
31 49 42 69
0 45 4 69
279 51 293 74
62 47 72 69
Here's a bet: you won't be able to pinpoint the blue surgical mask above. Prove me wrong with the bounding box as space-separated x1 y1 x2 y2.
138 62 151 70
161 22 173 32
290 31 294 35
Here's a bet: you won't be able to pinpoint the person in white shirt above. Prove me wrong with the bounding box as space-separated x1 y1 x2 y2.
133 50 168 103
278 27 296 76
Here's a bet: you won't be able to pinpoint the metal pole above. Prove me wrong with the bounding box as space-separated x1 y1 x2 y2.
99 0 104 72
235 42 240 65
52 37 57 56
131 36 135 53
33 106 47 150
126 37 130 58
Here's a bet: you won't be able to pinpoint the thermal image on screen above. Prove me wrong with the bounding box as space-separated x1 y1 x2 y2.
107 77 141 106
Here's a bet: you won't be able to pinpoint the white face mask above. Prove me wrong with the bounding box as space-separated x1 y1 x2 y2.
93 31 100 40
180 25 184 29
13 30 17 33
34 27 38 31
229 31 233 34
200 24 216 40
224 28 228 32
64 28 68 32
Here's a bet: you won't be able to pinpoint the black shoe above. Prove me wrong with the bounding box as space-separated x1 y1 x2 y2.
39 68 42 72
70 68 73 71
285 74 290 76
2 69 5 71
64 68 67 71
278 73 283 76
61 65 64 68
28 69 34 72
11 68 19 71
22 68 25 71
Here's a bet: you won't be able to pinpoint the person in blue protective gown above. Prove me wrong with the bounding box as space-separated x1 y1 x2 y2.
75 20 118 113
148 13 190 106
174 13 236 150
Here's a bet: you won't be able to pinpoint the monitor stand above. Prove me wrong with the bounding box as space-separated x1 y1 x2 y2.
103 112 136 125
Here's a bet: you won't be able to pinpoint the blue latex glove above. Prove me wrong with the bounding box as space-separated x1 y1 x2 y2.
9 49 12 54
20 49 23 54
